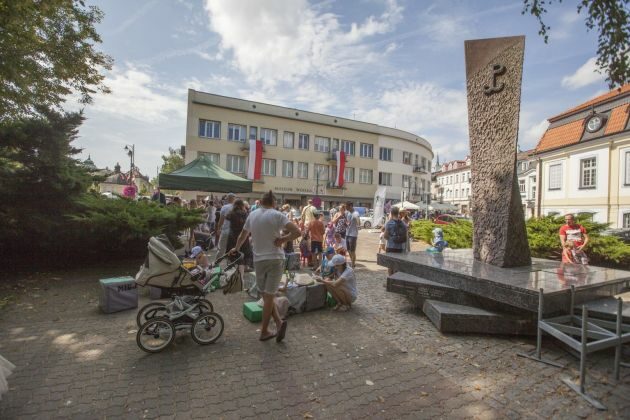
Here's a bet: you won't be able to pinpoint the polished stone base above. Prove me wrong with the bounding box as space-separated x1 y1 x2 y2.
576 292 630 322
423 300 536 335
378 249 630 315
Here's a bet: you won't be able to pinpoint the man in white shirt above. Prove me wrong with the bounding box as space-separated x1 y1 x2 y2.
231 191 300 342
344 201 360 268
215 193 236 257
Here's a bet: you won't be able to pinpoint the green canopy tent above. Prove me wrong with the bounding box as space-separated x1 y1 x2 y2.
158 155 253 193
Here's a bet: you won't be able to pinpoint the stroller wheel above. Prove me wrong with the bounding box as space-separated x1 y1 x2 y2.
136 302 167 328
191 312 224 345
137 317 175 353
197 298 214 314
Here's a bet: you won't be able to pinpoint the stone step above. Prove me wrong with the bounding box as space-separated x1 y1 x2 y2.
422 300 535 335
387 272 479 308
575 293 630 323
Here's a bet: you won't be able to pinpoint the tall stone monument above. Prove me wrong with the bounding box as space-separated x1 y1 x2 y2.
465 36 531 267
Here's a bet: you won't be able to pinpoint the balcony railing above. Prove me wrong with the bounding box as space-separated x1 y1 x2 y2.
240 144 266 153
326 181 345 190
413 165 428 174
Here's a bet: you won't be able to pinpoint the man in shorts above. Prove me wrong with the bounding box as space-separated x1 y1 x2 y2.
384 207 407 275
559 213 589 250
230 191 300 342
344 201 360 268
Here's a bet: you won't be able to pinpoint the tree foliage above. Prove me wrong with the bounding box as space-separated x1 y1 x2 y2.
160 147 185 174
0 0 113 120
522 0 630 88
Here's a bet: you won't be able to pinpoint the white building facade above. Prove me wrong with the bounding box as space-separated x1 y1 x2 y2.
434 157 472 215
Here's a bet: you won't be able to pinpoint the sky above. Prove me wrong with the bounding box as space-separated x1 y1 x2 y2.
75 0 611 177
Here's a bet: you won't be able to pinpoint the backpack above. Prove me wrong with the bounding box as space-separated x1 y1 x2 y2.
390 220 407 244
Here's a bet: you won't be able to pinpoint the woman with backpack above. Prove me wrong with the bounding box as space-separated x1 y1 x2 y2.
383 207 408 275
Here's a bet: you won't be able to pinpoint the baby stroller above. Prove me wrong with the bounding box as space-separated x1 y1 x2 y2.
134 236 242 353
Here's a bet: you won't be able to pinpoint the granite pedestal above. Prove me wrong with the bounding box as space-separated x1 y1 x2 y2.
378 250 630 335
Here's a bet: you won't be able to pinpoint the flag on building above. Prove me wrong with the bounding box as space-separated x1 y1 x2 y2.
247 139 263 180
334 150 345 187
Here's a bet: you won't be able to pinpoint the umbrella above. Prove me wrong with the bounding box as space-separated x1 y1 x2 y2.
427 202 458 211
392 201 420 210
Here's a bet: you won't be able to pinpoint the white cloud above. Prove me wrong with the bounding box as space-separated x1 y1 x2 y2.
561 57 605 90
352 82 468 135
203 0 402 88
90 64 187 123
521 119 549 149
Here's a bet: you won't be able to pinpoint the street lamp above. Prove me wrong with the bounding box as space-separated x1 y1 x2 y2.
124 144 135 185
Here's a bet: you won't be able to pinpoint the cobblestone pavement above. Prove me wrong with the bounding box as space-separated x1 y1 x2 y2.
0 230 629 419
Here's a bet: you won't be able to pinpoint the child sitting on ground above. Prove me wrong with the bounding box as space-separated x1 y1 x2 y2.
313 246 335 280
319 254 357 312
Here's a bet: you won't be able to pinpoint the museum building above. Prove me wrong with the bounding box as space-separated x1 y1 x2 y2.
534 84 630 228
183 89 433 207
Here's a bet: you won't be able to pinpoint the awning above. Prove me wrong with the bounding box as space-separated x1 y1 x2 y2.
159 155 252 193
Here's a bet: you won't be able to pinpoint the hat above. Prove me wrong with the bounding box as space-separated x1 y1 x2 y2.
226 192 236 198
330 254 346 266
325 246 335 255
190 246 203 258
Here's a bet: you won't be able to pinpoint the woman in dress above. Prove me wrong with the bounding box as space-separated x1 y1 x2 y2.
225 199 253 275
332 203 348 239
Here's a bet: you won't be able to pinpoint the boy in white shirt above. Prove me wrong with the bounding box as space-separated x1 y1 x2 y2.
320 254 357 312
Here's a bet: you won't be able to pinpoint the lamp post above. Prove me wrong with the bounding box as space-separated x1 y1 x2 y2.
124 144 135 185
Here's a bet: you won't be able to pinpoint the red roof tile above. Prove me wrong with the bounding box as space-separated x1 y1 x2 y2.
549 84 630 122
604 103 630 135
535 119 585 153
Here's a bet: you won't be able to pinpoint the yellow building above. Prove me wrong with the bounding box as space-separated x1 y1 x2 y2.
184 90 433 207
535 85 630 228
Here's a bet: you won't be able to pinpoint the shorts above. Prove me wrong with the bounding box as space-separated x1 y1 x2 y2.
255 259 285 295
311 241 323 254
346 236 357 252
386 248 403 253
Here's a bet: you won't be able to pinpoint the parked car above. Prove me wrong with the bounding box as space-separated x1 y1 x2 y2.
601 228 630 244
433 214 460 225
360 212 385 229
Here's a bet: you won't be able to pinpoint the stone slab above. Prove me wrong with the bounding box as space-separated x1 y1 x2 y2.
422 300 535 335
378 249 630 314
575 292 630 322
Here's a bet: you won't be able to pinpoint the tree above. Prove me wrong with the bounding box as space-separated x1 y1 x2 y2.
160 147 185 174
522 0 630 88
0 0 113 120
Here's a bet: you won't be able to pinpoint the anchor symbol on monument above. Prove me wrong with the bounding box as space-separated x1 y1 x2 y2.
483 64 506 96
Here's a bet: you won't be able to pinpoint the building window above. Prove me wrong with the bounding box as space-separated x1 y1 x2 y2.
421 157 427 169
379 147 393 161
360 143 373 158
342 140 355 156
249 126 257 140
344 167 354 183
359 169 373 184
262 159 276 176
198 152 220 165
402 175 410 188
314 136 330 153
226 155 245 173
403 152 412 165
297 162 308 179
298 134 309 150
467 188 470 197
455 189 459 198
199 119 220 139
378 172 392 186
456 175 459 183
227 123 246 142
624 212 630 228
331 138 340 151
260 128 277 146
625 151 630 185
314 164 328 180
548 163 562 190
282 160 293 178
580 157 597 189
283 132 294 149
519 179 526 193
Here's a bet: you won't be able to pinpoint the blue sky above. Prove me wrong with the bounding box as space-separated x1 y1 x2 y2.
76 0 609 176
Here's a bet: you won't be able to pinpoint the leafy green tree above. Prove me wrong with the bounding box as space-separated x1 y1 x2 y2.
160 147 185 174
522 0 630 88
0 109 92 252
0 0 113 120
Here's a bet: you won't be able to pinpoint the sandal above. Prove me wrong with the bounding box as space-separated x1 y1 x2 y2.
259 332 277 341
276 321 288 342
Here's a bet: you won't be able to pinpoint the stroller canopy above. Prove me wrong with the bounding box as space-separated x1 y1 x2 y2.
135 236 182 287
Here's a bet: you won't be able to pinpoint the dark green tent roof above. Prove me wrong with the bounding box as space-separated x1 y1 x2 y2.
158 155 252 193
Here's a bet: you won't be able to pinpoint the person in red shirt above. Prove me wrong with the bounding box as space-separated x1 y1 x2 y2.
308 212 325 268
559 213 589 251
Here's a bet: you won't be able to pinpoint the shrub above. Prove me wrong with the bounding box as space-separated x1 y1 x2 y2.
410 215 630 267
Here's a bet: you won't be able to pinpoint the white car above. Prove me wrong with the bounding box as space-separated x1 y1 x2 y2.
359 213 384 229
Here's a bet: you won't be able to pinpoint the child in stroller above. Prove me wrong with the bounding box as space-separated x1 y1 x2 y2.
134 236 242 353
